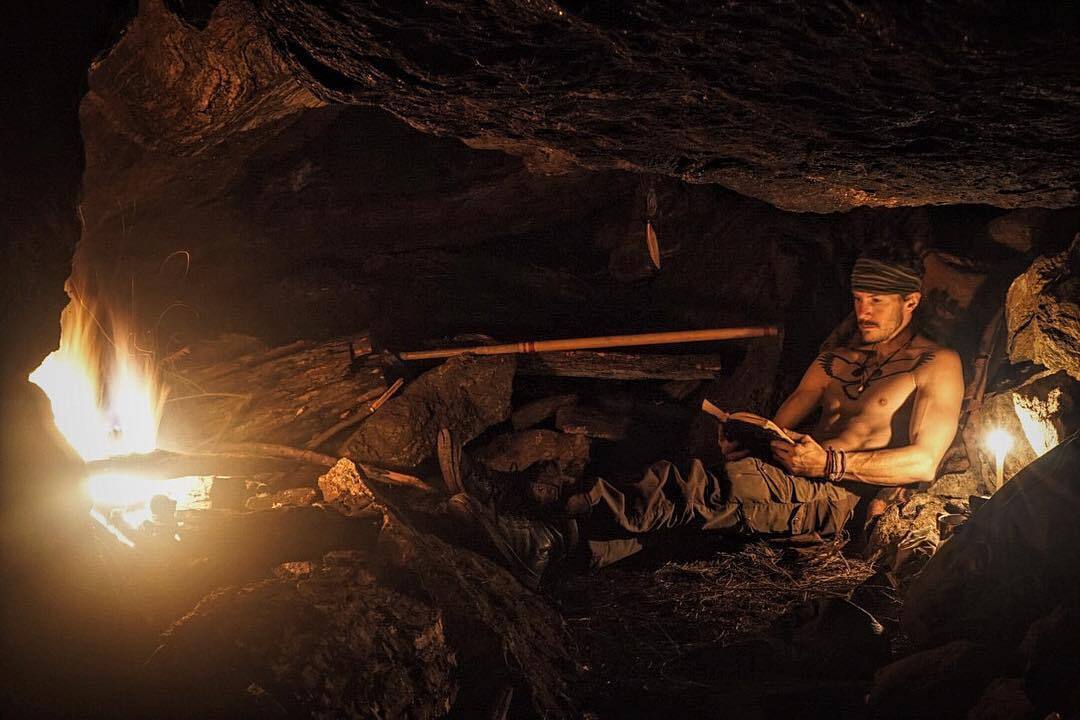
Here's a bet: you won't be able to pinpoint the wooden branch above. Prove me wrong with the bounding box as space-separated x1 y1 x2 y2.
210 442 339 467
305 378 404 449
86 446 439 495
398 326 778 360
85 448 294 478
357 463 439 494
518 351 723 380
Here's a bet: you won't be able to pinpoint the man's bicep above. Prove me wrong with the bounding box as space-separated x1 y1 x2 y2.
909 351 964 464
773 358 829 428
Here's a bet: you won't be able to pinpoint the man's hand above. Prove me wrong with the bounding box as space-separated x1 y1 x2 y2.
718 423 750 462
770 432 828 478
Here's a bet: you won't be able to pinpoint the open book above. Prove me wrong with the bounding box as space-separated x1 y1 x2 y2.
701 399 794 459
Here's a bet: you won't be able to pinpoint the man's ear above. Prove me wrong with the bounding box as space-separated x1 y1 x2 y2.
905 292 922 311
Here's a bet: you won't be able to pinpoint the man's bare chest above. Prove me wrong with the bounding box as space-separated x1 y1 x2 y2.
817 348 937 404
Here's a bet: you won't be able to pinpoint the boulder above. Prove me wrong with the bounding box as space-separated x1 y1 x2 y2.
903 432 1080 651
473 429 590 476
147 551 457 719
987 209 1052 253
317 458 375 515
511 393 578 431
340 354 515 468
1006 235 1080 381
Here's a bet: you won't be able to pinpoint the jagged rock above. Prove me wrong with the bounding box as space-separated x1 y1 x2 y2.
868 640 1005 720
340 354 515 468
85 0 322 151
953 371 1079 498
376 516 578 718
147 551 457 719
473 429 590 476
903 433 1080 651
317 458 375 515
1006 235 1080 380
863 493 947 584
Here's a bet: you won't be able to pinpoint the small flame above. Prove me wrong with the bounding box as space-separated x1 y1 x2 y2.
29 295 207 541
985 428 1013 468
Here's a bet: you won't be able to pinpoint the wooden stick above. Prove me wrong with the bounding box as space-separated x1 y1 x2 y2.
398 326 779 361
209 442 339 467
304 379 403 449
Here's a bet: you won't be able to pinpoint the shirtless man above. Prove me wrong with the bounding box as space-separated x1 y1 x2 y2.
749 256 964 488
456 256 965 586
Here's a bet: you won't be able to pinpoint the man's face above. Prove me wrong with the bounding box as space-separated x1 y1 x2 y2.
853 291 919 344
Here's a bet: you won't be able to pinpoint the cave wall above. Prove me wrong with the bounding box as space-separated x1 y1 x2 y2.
75 0 1080 407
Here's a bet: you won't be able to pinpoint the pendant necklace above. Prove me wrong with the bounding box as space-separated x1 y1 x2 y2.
852 332 914 397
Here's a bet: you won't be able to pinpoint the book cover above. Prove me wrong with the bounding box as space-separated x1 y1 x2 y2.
701 400 794 460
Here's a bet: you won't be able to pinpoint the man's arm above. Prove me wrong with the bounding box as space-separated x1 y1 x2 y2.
772 355 830 430
722 355 828 462
771 349 964 485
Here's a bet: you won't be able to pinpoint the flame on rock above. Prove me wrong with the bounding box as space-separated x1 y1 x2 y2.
29 295 207 541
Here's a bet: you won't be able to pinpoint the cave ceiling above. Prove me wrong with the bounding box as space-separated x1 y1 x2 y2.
140 0 1080 212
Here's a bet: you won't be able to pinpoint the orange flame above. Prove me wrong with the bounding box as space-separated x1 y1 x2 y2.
30 298 166 461
29 295 207 540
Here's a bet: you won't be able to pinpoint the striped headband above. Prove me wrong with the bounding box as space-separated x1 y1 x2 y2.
850 257 922 295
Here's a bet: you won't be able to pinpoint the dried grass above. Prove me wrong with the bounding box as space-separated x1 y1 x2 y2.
553 539 876 698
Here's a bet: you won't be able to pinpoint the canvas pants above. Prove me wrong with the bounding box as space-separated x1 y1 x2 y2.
579 457 863 568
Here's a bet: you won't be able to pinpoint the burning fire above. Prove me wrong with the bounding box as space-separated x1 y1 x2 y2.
29 295 207 544
30 298 164 461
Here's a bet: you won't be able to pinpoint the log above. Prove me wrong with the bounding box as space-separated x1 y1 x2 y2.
518 351 723 380
163 336 386 451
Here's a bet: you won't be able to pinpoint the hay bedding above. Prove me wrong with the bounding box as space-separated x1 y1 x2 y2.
551 539 877 715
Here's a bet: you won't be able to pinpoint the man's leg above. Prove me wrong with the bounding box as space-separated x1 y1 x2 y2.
575 457 862 568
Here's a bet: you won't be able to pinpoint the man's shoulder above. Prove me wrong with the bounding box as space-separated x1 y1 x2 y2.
910 336 960 365
908 338 963 389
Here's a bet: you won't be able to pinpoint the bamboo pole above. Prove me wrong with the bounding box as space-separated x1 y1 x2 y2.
397 326 780 361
